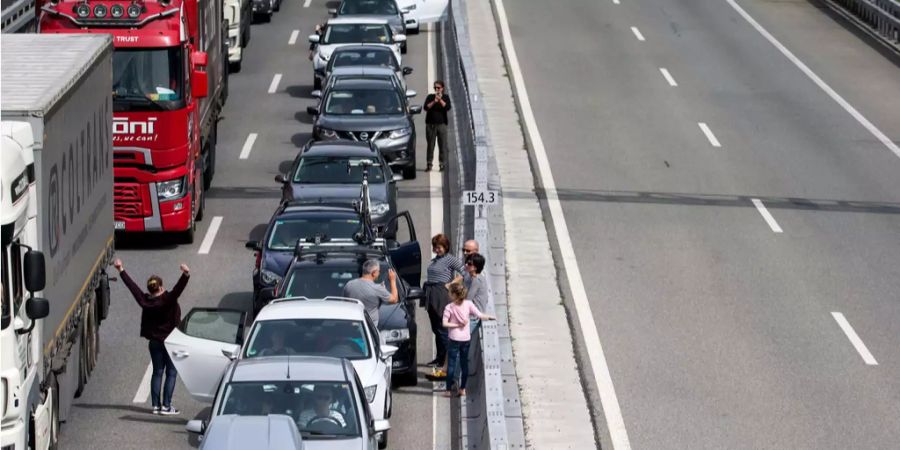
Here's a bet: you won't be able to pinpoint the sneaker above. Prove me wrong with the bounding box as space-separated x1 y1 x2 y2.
151 406 161 415
159 406 181 416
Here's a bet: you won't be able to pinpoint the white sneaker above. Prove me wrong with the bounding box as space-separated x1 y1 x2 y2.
152 406 161 415
159 406 181 416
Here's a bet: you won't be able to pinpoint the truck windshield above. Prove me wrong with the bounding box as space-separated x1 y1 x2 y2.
112 47 185 111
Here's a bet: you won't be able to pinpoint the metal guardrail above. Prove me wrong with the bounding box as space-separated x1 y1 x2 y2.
1 0 36 33
442 0 526 448
822 0 900 51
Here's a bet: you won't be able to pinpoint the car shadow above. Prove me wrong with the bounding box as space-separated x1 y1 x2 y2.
248 223 269 243
285 84 316 99
277 160 294 175
114 231 184 250
291 132 313 148
294 111 315 125
218 291 253 313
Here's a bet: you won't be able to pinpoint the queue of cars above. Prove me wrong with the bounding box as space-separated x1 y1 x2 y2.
166 1 446 448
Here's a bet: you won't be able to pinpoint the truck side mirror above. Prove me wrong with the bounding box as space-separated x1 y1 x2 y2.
24 250 46 292
25 297 49 321
192 69 209 98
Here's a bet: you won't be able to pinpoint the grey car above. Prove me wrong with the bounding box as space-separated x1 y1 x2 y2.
185 356 389 450
323 45 413 90
330 0 411 52
197 415 303 450
276 141 399 226
323 66 414 95
308 78 422 179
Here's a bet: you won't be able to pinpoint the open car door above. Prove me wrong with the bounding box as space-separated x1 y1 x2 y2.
165 308 247 403
384 211 421 287
397 0 448 24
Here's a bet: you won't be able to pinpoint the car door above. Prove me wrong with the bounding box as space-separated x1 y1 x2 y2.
164 308 247 402
384 211 420 287
397 0 447 24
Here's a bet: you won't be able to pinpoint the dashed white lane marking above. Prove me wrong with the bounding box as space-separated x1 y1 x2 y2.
659 68 678 87
198 216 223 255
751 198 783 233
494 0 632 447
612 0 620 4
698 122 721 147
238 133 258 160
268 73 282 94
727 0 900 160
132 363 152 403
303 0 311 7
630 26 645 41
831 312 878 365
289 30 300 45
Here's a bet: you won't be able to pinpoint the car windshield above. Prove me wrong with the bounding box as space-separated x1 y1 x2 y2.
323 24 391 44
245 319 371 360
282 261 388 298
112 47 184 111
267 218 362 250
218 381 360 439
339 0 398 15
332 49 398 70
324 89 403 115
293 156 386 184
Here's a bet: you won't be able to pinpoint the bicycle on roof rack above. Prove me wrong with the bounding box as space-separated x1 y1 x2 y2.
349 158 378 245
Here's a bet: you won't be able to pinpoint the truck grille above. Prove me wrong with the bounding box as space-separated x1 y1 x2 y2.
114 184 143 218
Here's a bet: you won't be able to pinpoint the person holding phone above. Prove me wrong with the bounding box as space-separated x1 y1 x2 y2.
424 80 452 172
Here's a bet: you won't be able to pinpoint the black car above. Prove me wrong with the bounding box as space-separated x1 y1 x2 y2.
246 203 363 313
270 230 422 385
275 141 400 228
308 78 422 179
252 0 280 22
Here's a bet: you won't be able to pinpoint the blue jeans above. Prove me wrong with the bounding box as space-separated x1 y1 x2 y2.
446 339 471 391
148 339 177 408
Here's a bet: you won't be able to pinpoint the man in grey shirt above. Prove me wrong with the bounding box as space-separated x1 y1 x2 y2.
343 259 398 325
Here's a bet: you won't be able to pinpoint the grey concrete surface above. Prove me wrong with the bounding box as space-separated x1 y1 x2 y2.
57 1 443 448
498 0 900 448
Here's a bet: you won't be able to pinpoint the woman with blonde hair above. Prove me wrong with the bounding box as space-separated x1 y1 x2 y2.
442 282 495 397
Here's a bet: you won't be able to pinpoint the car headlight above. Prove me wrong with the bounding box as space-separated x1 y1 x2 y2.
387 127 412 139
371 202 390 217
380 328 409 343
318 128 338 140
157 177 186 200
364 385 377 403
260 269 283 286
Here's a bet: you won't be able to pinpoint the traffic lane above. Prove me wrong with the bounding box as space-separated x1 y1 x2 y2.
564 201 900 449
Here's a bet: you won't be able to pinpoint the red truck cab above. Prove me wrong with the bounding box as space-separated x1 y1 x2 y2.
38 0 227 242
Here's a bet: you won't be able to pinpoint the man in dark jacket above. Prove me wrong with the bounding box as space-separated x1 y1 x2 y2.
113 258 190 415
423 80 452 172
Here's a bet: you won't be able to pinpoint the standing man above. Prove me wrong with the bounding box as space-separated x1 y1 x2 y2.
343 259 399 326
113 259 190 415
462 239 479 257
424 80 452 172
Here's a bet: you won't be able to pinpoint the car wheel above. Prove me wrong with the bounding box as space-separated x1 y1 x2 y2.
401 42 407 54
313 76 322 91
402 162 416 180
395 365 418 387
378 430 389 449
273 0 281 11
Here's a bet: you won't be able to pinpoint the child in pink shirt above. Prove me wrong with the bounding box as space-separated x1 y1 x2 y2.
442 282 495 397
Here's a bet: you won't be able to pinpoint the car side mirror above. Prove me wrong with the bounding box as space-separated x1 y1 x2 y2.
391 173 404 182
245 240 261 251
409 105 422 115
328 7 337 16
405 89 417 98
24 250 46 292
401 66 413 76
407 287 424 300
186 419 206 434
274 174 288 184
192 69 208 98
222 348 238 360
307 106 320 116
394 34 407 43
308 34 320 44
381 344 398 359
373 419 390 433
311 90 322 98
25 297 49 321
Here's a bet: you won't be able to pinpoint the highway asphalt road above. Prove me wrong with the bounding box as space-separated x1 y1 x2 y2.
58 1 443 448
500 0 900 448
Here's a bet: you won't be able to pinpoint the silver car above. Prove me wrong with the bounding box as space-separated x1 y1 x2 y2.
197 415 303 449
330 0 409 53
183 355 389 450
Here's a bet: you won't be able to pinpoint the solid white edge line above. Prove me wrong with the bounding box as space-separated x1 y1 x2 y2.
831 312 878 365
198 216 223 254
238 133 258 160
750 198 783 233
132 363 152 403
288 30 300 45
630 26 645 41
303 0 311 8
698 122 722 147
494 0 632 448
426 22 443 450
727 0 900 160
659 68 678 87
268 73 282 94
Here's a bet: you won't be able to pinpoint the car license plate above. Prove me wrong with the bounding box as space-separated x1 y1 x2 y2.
114 221 126 230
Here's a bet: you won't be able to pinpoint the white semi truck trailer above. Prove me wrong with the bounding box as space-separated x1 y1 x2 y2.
1 34 114 450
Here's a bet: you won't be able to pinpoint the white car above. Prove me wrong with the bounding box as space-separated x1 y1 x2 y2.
309 18 405 90
396 0 448 33
165 297 397 448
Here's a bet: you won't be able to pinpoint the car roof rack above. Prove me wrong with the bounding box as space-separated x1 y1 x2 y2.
269 295 365 307
294 236 386 259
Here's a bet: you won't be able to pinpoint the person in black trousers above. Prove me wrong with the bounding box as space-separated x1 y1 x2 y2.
423 234 465 377
114 258 190 416
424 80 452 172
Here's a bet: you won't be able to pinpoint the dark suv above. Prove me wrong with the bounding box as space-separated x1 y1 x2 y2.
270 230 422 385
308 78 422 179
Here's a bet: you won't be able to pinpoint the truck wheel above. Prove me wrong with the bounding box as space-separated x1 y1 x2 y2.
49 375 60 450
74 333 86 398
229 60 242 73
183 196 197 244
203 125 217 190
196 179 206 222
96 272 110 322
